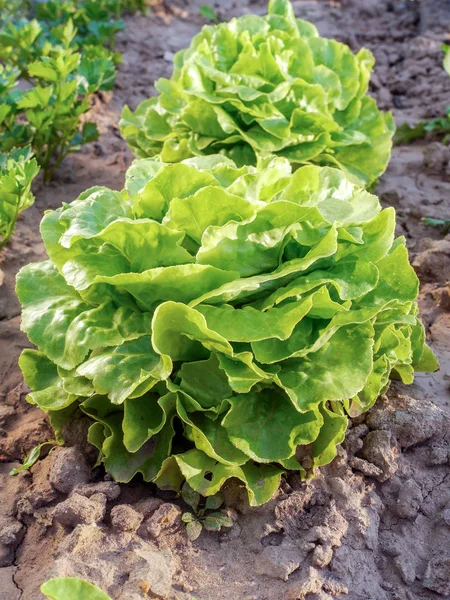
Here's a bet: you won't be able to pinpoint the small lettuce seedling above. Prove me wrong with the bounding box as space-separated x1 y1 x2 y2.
0 146 39 251
199 5 219 22
181 482 233 541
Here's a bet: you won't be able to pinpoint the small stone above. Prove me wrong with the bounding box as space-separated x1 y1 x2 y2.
0 516 25 565
412 240 450 284
72 481 121 501
286 566 322 598
15 498 33 521
379 531 401 557
394 555 416 585
343 425 368 456
441 509 450 527
90 493 107 508
423 142 450 176
219 522 241 542
348 457 383 478
134 497 164 518
395 479 422 519
426 445 449 466
377 87 392 108
423 556 450 595
0 545 14 568
141 503 182 539
361 430 399 482
110 505 144 533
50 447 91 494
255 544 301 581
322 578 348 596
53 493 105 527
312 543 333 568
121 547 174 599
0 517 24 547
26 487 58 509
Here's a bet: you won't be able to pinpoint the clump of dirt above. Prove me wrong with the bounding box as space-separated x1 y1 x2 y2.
0 0 449 599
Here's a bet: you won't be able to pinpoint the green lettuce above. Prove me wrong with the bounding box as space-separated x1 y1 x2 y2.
41 577 111 600
17 155 437 505
120 0 394 186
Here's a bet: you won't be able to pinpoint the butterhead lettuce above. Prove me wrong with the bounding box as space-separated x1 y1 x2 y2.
120 0 394 186
17 155 436 505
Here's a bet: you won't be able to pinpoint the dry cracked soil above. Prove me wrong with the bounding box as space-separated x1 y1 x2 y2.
0 0 450 599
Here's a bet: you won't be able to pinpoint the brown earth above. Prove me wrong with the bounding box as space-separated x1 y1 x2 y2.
0 1 449 599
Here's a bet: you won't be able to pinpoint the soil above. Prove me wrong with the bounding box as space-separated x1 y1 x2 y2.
1 1 450 599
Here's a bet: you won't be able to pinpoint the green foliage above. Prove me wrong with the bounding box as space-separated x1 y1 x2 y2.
9 440 58 476
181 482 232 540
0 18 45 74
395 105 450 145
0 47 105 182
0 146 39 251
41 577 112 600
35 0 125 50
120 0 394 186
0 0 31 25
0 64 20 95
443 44 450 76
0 1 121 182
422 217 450 235
0 2 123 77
16 155 437 505
199 5 219 22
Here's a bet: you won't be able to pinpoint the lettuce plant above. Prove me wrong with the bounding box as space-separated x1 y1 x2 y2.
0 146 39 251
120 0 395 186
16 156 437 505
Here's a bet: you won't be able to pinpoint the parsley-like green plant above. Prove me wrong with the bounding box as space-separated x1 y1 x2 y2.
0 14 121 78
35 0 125 51
16 156 437 505
0 0 31 25
181 482 233 540
0 146 39 251
120 0 394 187
0 46 110 182
0 18 45 75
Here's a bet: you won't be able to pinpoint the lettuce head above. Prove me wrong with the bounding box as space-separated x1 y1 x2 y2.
120 0 395 186
16 155 436 505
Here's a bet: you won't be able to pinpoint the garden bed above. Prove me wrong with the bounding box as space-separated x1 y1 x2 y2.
0 1 449 599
